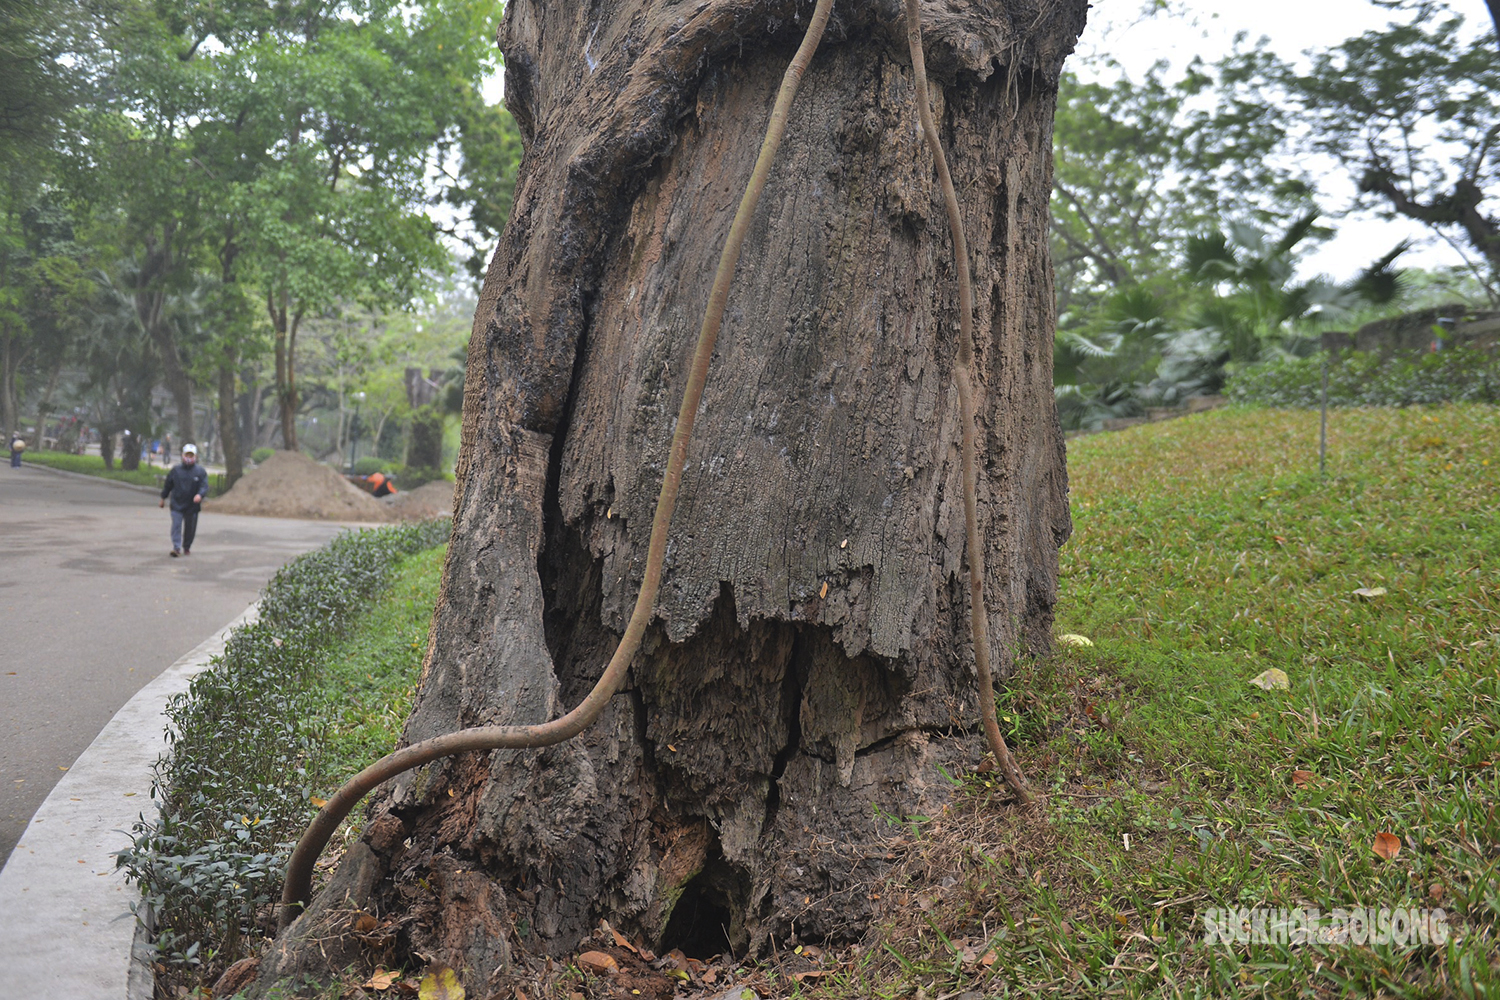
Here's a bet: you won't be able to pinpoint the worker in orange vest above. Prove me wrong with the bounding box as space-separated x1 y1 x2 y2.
368 471 397 498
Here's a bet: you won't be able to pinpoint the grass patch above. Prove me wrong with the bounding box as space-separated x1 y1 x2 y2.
23 448 168 487
22 448 229 494
116 521 448 990
307 545 443 784
803 404 1500 999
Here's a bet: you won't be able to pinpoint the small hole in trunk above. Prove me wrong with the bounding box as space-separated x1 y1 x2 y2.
660 869 736 959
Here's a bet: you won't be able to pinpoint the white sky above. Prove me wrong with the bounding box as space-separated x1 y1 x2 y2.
474 1 1487 284
1076 0 1487 282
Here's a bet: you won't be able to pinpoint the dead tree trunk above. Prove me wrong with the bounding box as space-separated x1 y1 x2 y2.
264 0 1080 991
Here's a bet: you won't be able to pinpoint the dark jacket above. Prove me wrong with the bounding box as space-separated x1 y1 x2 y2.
161 462 209 512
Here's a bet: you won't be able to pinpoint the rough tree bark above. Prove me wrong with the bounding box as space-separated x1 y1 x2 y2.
263 0 1081 992
218 359 245 489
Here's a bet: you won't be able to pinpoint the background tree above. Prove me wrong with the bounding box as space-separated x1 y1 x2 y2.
263 0 1082 990
1219 1 1500 299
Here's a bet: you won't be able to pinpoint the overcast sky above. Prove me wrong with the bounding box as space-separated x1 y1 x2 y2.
1077 0 1487 282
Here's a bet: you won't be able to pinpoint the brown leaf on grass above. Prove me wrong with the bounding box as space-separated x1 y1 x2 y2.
352 912 378 934
577 951 618 974
362 970 399 991
1372 831 1401 860
1291 769 1314 788
1429 883 1445 902
793 970 831 982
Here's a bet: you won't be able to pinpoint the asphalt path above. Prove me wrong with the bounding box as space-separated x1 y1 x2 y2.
0 465 353 866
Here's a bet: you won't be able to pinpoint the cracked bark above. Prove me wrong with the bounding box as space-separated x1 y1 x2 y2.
258 0 1082 993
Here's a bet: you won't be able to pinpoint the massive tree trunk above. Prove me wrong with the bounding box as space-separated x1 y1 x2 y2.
264 0 1081 992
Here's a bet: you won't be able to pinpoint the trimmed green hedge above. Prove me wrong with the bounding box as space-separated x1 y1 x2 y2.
116 519 449 973
1226 346 1500 408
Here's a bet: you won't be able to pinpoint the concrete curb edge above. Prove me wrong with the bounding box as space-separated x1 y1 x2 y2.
0 604 260 999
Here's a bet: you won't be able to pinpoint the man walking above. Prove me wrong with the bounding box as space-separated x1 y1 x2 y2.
159 443 208 557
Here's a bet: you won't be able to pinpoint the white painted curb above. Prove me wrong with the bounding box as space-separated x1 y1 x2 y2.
0 605 259 999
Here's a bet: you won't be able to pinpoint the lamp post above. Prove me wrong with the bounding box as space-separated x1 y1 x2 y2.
349 391 366 472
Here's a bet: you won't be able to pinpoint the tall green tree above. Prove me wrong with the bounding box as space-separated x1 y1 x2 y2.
1217 1 1499 298
90 0 507 453
0 198 93 437
1051 58 1314 322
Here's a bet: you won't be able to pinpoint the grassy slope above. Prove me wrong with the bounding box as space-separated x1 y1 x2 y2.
213 407 1497 999
817 404 1499 1000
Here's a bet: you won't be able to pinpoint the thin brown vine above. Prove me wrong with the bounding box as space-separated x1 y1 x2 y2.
904 0 1032 806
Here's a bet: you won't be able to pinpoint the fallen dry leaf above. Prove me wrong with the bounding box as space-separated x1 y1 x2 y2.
1352 586 1388 601
1057 633 1094 647
418 967 464 1000
363 970 399 991
1291 769 1314 788
577 951 618 974
1248 668 1290 691
1373 831 1401 860
793 971 831 982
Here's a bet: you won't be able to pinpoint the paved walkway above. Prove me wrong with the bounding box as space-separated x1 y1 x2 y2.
0 464 349 864
0 614 250 998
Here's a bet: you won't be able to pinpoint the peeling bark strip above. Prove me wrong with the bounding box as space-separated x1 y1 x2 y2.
260 0 1082 992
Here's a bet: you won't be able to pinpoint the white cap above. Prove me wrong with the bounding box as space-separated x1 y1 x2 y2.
182 443 197 455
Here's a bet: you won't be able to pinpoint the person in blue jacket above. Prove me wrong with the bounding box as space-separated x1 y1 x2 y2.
158 443 208 557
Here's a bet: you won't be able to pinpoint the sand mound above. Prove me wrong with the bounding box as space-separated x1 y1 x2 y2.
207 451 390 522
385 479 454 522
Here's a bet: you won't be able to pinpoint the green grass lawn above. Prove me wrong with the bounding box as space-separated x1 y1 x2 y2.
832 404 1500 999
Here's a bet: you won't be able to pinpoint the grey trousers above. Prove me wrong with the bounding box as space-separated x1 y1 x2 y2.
170 508 200 552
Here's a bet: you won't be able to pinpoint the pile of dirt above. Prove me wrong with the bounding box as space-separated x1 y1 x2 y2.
385 479 454 522
207 451 390 522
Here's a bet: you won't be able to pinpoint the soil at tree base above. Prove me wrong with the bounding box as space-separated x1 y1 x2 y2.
207 451 391 522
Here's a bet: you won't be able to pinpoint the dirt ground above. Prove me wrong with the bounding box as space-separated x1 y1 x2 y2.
384 480 454 521
207 451 390 522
